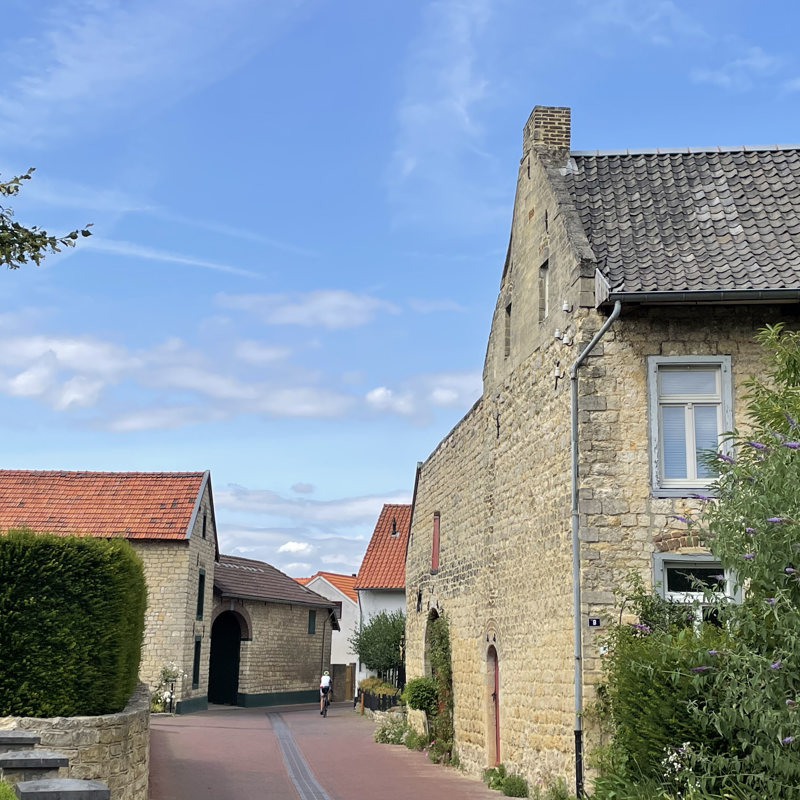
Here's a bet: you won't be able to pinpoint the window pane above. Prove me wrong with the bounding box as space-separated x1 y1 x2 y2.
661 369 717 396
667 566 724 593
694 405 719 478
662 406 687 478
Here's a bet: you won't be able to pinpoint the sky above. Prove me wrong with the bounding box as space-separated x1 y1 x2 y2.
2 0 800 578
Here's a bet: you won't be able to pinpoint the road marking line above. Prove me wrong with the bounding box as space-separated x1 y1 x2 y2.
269 713 332 800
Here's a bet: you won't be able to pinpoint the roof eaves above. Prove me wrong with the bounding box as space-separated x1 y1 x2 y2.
216 590 339 610
603 289 800 307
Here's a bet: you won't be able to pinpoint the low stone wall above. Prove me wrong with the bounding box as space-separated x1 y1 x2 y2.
0 684 149 800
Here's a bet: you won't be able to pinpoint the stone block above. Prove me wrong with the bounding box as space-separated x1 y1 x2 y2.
14 778 110 799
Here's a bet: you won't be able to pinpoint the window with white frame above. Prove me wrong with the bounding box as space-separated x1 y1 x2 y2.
647 356 732 496
653 553 740 626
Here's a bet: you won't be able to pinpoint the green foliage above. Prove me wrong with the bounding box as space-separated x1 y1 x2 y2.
0 529 147 716
1 169 91 268
350 610 405 676
594 325 800 799
0 781 15 800
358 676 399 696
404 727 428 751
485 763 508 790
424 613 455 764
373 715 409 744
402 675 438 716
501 774 529 797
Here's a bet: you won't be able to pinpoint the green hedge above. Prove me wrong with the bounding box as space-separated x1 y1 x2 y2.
0 528 147 717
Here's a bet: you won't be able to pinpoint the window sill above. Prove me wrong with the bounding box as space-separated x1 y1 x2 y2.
652 487 718 499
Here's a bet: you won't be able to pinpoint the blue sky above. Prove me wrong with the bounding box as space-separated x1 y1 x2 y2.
2 0 799 577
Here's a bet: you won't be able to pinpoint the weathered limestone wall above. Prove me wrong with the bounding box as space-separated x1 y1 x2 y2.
134 484 217 710
0 684 149 800
217 598 331 702
405 123 800 791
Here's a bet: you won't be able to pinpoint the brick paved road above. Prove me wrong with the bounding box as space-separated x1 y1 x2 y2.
149 703 501 800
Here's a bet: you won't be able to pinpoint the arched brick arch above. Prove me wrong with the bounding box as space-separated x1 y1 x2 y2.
211 600 252 640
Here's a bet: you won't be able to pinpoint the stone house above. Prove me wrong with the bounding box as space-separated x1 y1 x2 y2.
296 571 358 699
404 106 800 793
354 503 410 686
0 470 338 713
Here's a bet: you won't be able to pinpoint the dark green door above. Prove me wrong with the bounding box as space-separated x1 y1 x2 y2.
209 612 241 705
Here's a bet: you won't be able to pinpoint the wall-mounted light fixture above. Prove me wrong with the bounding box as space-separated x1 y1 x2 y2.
562 300 573 313
554 328 562 339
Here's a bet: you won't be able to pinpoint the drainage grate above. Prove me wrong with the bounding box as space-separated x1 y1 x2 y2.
269 713 332 800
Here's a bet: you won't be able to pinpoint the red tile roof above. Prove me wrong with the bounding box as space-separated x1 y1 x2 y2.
354 504 411 590
0 470 208 541
294 571 358 603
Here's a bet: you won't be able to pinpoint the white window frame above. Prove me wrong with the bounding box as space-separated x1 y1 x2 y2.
653 553 741 629
647 355 733 497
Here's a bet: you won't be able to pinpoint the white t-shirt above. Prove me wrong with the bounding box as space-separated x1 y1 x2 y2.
320 674 331 689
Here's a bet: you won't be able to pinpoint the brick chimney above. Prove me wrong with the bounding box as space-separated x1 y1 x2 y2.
522 106 571 154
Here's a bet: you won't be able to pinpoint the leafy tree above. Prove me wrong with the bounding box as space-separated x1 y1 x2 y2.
596 325 800 799
1 169 91 268
349 609 405 678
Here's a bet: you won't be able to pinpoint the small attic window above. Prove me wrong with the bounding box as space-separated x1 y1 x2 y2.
391 517 398 537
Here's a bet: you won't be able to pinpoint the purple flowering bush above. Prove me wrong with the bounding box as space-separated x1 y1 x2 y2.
594 325 800 799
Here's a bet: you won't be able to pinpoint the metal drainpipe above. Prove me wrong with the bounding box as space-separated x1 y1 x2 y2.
569 299 621 797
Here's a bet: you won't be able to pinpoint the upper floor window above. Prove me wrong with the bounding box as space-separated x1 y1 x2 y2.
308 609 317 635
504 303 512 359
647 356 732 496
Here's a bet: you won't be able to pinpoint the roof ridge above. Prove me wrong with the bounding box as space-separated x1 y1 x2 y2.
0 469 206 477
571 144 800 157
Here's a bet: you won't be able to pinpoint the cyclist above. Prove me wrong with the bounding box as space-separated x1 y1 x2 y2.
319 670 332 714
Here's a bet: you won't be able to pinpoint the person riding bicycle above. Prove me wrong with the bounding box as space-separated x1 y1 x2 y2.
319 670 332 714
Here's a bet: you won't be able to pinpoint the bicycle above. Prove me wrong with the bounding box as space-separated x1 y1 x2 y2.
322 691 330 717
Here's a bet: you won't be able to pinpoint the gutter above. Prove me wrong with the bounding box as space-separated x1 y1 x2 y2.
605 288 800 306
569 299 622 797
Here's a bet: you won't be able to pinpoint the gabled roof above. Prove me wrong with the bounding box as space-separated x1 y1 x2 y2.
0 470 210 541
354 504 411 591
562 147 800 302
295 571 358 603
216 554 338 616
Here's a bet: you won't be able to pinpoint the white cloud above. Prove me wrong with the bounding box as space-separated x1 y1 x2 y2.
106 405 225 432
217 290 400 329
366 387 416 416
0 0 308 146
234 341 292 364
407 297 467 313
692 46 784 91
292 483 315 494
578 0 707 45
278 541 314 555
216 486 411 526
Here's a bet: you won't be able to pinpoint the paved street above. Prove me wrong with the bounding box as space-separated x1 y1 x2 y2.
149 703 501 800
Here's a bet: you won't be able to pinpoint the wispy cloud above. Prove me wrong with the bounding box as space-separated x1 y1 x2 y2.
0 0 308 146
216 290 400 329
692 46 785 91
389 0 508 232
577 0 708 46
87 238 261 278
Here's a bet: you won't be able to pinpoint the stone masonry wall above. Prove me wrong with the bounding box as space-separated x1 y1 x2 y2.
134 483 217 709
0 683 150 800
405 127 799 792
226 600 331 698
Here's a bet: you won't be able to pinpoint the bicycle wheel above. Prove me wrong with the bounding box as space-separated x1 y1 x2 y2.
323 696 328 717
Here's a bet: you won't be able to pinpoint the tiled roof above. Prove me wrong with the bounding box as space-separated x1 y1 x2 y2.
216 554 336 608
354 504 411 590
0 470 207 540
564 148 800 296
295 571 358 603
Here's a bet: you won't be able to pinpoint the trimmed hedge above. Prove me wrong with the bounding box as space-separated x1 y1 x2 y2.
0 528 147 717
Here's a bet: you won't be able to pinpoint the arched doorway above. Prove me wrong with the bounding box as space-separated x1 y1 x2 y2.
487 645 500 766
209 611 241 705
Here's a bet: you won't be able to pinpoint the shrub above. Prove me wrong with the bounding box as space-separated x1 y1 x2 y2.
404 727 428 750
0 529 147 716
485 764 507 790
402 676 438 717
501 774 529 797
0 782 15 800
350 610 405 678
373 715 409 744
358 676 398 696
